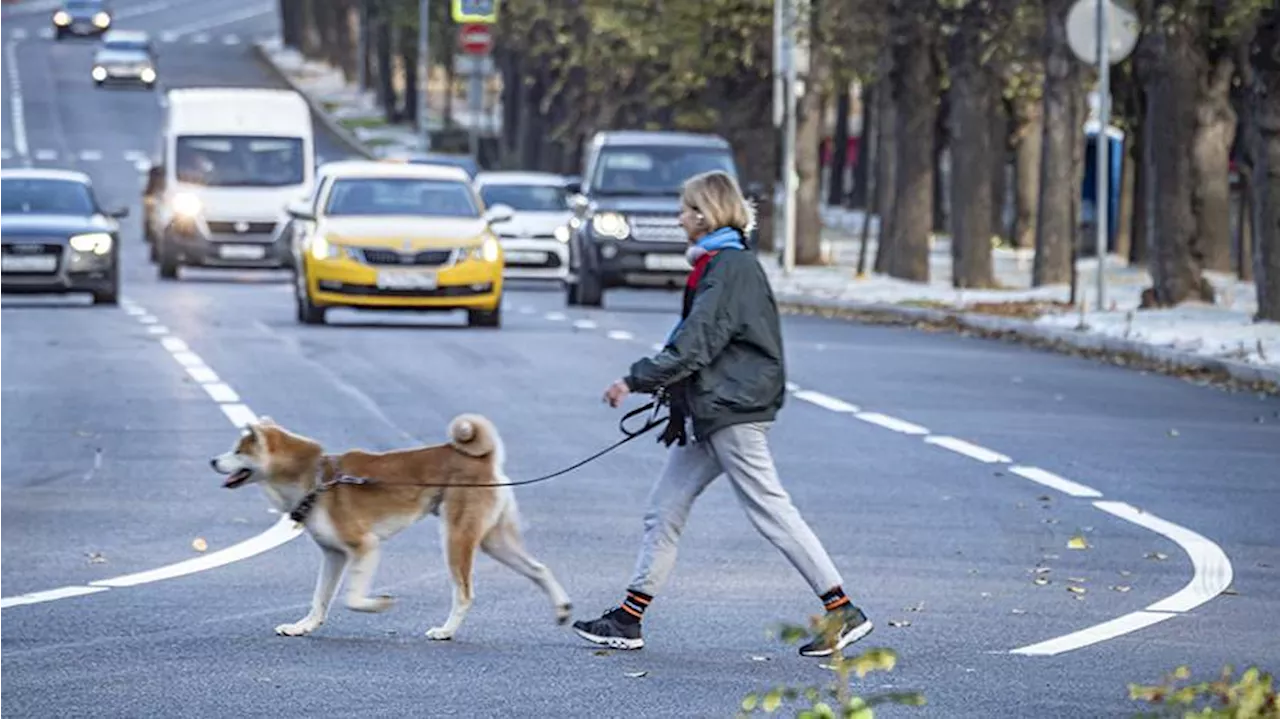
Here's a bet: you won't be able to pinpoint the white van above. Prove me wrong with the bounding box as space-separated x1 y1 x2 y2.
143 87 314 279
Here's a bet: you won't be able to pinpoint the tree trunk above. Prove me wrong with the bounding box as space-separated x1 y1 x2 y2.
280 0 302 50
887 15 937 282
400 25 418 126
828 88 851 206
1116 134 1136 262
1238 169 1253 281
873 67 898 274
1246 11 1280 320
1033 0 1078 286
1011 95 1042 250
1145 18 1214 306
932 95 949 235
849 84 874 209
948 11 996 289
1192 56 1237 272
991 97 1010 245
298 0 321 59
374 9 396 123
795 31 830 267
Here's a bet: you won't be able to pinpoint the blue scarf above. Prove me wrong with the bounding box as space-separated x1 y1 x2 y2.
663 227 746 345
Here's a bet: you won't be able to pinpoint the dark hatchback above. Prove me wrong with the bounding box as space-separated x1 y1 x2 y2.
52 0 113 39
563 131 758 307
1 169 126 305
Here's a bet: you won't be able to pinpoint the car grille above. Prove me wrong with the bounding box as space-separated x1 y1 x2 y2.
359 248 455 266
206 221 277 235
498 232 557 240
318 280 492 298
1 242 64 275
629 215 685 243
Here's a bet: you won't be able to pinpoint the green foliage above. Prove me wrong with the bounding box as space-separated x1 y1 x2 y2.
1129 664 1279 718
739 615 925 718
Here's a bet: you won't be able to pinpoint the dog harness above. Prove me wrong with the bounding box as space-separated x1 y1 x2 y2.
288 456 369 524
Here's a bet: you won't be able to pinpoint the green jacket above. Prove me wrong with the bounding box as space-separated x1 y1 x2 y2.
625 250 786 440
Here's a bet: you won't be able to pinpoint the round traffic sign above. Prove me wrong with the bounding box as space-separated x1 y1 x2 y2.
459 24 492 55
1066 0 1140 65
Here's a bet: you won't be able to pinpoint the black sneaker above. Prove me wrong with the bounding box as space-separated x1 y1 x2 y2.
572 608 644 650
798 605 874 657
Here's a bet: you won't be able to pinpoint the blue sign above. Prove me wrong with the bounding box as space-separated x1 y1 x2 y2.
452 0 498 23
1081 122 1124 252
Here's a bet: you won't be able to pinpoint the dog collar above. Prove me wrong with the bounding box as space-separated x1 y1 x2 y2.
288 456 369 524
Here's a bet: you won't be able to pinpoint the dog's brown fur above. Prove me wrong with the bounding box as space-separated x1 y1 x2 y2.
211 414 572 639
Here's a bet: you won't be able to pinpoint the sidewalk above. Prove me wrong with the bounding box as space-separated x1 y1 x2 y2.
256 39 1279 389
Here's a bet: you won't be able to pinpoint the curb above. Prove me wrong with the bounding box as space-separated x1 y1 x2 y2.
775 292 1280 391
251 41 374 161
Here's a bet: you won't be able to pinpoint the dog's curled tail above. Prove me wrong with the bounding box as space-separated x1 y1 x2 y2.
448 414 498 458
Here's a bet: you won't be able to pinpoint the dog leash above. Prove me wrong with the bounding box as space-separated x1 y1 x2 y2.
289 398 671 524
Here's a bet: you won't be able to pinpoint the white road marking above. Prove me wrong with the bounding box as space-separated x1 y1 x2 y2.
161 31 179 43
79 150 103 162
1009 610 1175 657
544 311 566 321
924 436 1011 464
167 3 272 36
1009 465 1103 499
0 585 110 609
12 28 29 40
1 148 11 160
0 302 301 611
113 0 180 19
517 306 534 315
793 390 859 413
186 365 219 383
572 319 597 330
220 403 258 428
122 150 148 163
1009 501 1233 656
89 517 300 588
785 381 800 392
1096 501 1233 613
147 325 169 334
650 343 664 352
6 39 28 162
202 382 240 403
37 28 54 39
191 33 210 44
34 149 57 162
854 411 929 435
221 34 240 45
607 330 634 341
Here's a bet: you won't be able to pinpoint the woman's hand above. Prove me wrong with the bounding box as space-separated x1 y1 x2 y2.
603 378 631 408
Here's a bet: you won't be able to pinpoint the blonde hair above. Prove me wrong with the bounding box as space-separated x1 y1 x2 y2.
681 170 756 234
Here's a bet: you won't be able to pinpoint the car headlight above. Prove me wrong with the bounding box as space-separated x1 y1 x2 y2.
92 11 111 27
171 192 201 218
69 232 113 255
140 67 156 83
591 212 629 240
467 237 501 263
308 235 343 261
92 66 107 82
553 225 571 243
53 10 70 25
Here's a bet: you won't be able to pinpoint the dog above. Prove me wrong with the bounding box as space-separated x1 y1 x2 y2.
210 414 572 640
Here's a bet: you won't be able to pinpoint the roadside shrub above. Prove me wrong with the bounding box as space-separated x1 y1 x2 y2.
1129 665 1278 718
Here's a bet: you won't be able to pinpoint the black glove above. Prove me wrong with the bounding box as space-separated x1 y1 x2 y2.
657 383 690 447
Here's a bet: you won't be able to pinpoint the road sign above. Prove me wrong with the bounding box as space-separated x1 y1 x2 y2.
1065 0 1139 66
458 24 492 56
452 0 498 24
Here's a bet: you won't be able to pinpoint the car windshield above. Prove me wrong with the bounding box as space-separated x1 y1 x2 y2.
591 146 737 196
0 178 96 215
325 178 480 218
479 184 567 212
104 40 147 53
175 135 305 187
66 1 103 9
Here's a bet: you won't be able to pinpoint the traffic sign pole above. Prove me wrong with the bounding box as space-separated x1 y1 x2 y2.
418 0 431 152
1095 0 1109 313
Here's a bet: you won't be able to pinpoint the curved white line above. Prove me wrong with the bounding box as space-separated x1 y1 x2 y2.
1009 501 1233 656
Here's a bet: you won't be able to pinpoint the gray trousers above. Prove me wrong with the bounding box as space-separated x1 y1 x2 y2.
627 421 844 597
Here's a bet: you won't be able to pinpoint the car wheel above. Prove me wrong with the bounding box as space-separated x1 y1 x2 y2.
92 277 119 305
157 242 179 280
467 305 501 328
94 80 103 88
576 268 603 308
565 280 580 306
294 270 325 325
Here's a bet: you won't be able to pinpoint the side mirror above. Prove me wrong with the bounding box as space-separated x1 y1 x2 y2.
564 180 582 195
483 203 514 225
108 206 129 218
286 200 315 221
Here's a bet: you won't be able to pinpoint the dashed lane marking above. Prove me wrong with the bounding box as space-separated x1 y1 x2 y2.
924 436 1011 464
792 390 859 413
854 411 929 435
0 298 302 611
1009 465 1103 499
606 330 634 341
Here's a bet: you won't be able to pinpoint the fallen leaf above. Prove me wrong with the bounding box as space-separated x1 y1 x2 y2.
1042 518 1060 524
888 620 912 628
1110 585 1132 593
1168 429 1180 437
1011 609 1027 615
1067 535 1089 550
905 601 926 612
86 552 106 564
980 592 992 598
1068 577 1087 583
191 537 208 552
1119 570 1133 577
624 671 647 679
1043 553 1060 560
750 655 771 662
592 650 611 657
1067 585 1087 595
1221 587 1239 596
1257 562 1272 569
1037 495 1052 502
75 430 93 437
1034 577 1050 586
1146 552 1169 561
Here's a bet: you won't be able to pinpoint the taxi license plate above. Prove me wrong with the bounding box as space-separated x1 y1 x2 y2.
505 251 546 264
218 244 267 260
376 270 438 290
1 254 57 273
643 254 691 272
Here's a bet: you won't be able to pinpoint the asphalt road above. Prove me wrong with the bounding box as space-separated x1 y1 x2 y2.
3 2 1279 716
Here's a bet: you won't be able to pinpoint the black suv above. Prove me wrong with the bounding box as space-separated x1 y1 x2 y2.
564 131 757 307
52 0 113 39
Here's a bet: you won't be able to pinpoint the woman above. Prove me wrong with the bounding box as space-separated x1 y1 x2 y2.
571 171 873 657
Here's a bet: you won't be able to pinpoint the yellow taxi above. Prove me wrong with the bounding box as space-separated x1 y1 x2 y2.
285 161 510 327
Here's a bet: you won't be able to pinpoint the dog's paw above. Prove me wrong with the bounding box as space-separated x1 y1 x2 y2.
347 594 395 613
274 620 318 637
425 626 455 641
555 602 573 625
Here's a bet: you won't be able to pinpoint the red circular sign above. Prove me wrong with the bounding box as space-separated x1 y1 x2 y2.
458 24 492 55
